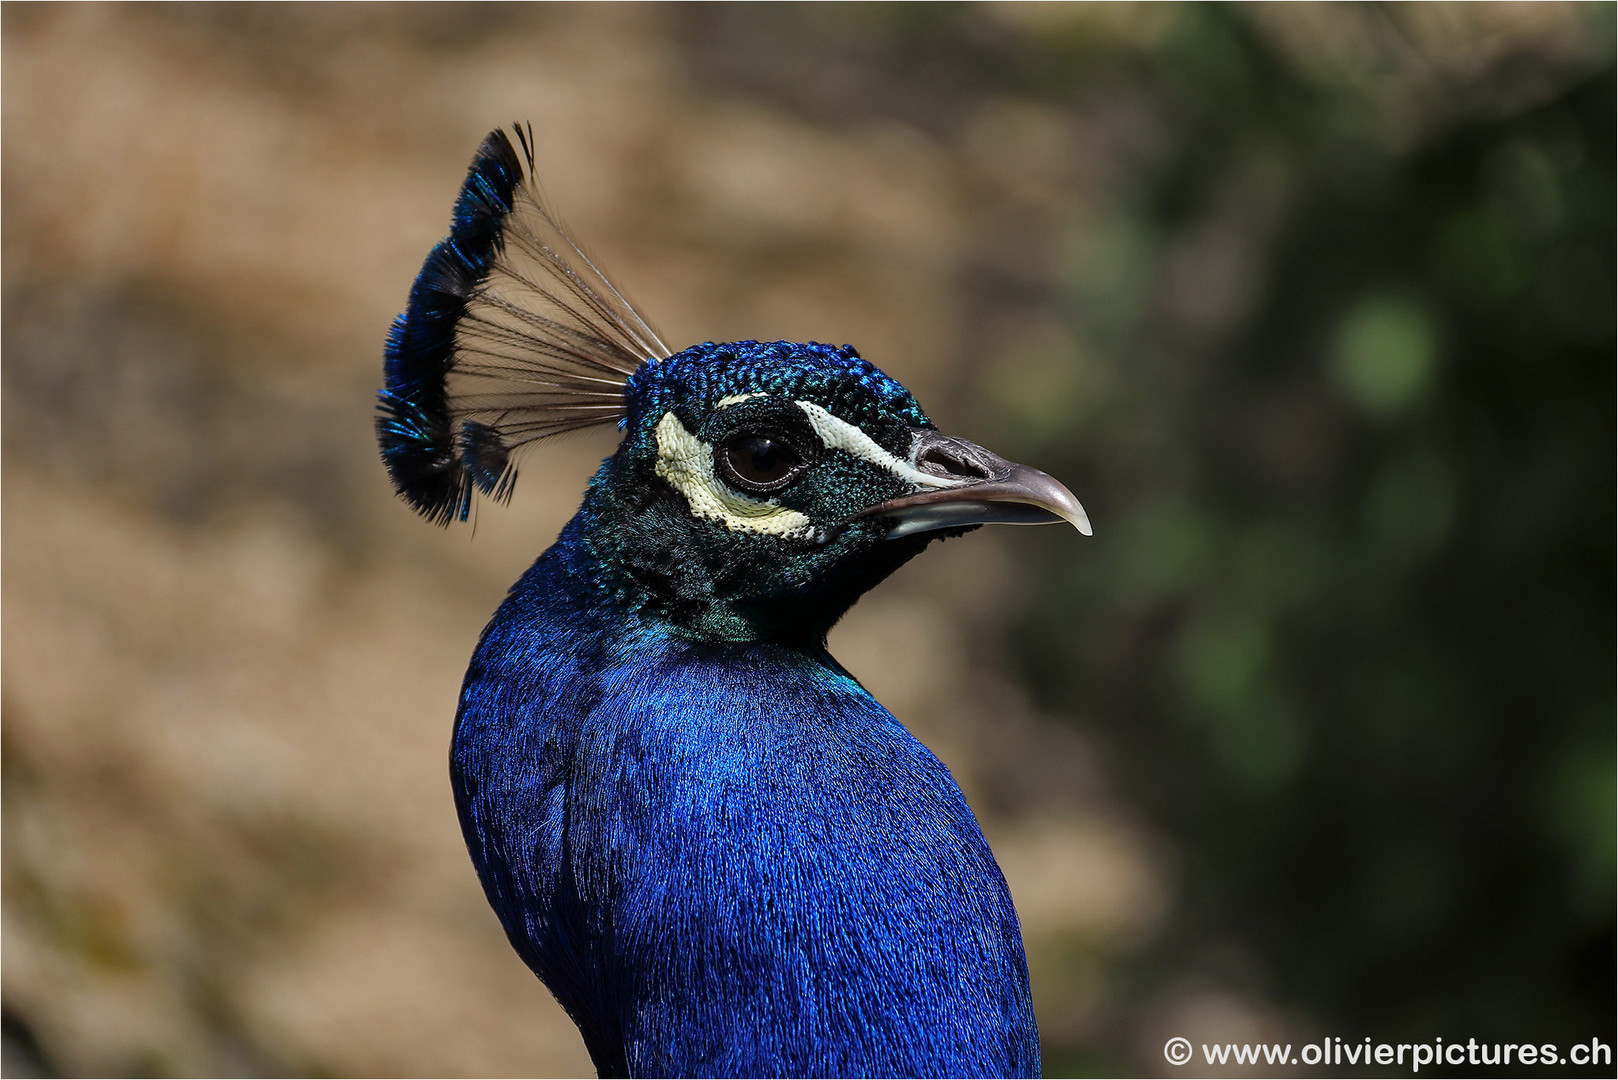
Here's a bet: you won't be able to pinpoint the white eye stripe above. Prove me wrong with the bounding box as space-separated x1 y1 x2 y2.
794 401 962 490
653 412 815 538
716 392 765 409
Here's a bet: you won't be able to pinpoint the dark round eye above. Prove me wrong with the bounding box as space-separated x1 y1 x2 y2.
717 432 810 494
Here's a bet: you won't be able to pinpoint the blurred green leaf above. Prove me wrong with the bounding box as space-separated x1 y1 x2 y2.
1330 294 1438 416
1540 727 1618 916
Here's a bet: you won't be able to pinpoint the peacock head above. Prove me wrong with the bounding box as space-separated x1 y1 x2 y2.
378 127 1088 644
579 339 1088 642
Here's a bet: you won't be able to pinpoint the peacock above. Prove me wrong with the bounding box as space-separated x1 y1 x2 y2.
377 126 1090 1079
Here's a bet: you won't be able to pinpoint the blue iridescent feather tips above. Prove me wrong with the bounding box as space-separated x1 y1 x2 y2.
377 124 668 525
377 126 1091 1079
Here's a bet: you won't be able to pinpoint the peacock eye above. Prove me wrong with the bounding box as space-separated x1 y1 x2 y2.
717 431 811 494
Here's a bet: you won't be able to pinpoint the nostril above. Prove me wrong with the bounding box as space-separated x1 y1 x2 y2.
919 446 992 481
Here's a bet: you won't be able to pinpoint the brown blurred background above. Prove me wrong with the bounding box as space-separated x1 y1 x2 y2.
3 4 1612 1077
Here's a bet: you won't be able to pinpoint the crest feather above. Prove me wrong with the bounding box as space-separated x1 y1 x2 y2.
377 124 670 525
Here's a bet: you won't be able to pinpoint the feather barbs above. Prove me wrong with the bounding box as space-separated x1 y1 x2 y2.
377 124 669 525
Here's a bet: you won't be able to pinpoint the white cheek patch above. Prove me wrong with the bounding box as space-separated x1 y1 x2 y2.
794 401 963 490
653 412 815 538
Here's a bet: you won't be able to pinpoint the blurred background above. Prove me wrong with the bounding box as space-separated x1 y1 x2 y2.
3 4 1612 1076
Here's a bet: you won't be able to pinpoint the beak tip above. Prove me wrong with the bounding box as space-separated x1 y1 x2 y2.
857 438 1094 540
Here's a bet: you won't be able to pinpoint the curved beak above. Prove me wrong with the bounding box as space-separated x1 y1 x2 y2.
853 430 1092 539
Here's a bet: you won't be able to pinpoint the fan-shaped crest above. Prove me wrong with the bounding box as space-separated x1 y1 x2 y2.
377 124 671 524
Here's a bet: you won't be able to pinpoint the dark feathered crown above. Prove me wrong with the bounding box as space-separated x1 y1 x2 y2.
376 125 670 525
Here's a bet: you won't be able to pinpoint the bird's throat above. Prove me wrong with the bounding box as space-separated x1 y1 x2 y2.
571 463 931 647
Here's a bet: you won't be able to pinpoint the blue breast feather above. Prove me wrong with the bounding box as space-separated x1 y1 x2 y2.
451 517 1040 1078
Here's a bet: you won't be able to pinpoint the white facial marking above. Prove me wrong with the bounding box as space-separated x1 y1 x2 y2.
794 401 963 489
716 392 765 409
653 412 815 537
